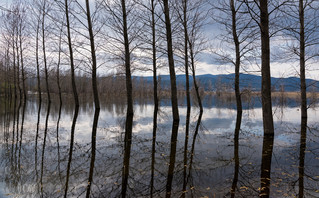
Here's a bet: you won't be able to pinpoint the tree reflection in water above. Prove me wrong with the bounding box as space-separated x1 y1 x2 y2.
259 134 274 197
298 117 307 198
40 102 51 198
86 108 100 198
64 105 79 198
0 96 319 197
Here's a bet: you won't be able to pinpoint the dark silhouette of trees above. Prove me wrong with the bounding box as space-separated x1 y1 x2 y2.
40 0 51 103
162 0 180 197
84 0 101 196
64 0 79 107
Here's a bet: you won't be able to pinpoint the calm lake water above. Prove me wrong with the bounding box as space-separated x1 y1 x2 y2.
0 95 319 197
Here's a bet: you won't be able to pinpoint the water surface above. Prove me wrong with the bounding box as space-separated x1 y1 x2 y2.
1 95 319 197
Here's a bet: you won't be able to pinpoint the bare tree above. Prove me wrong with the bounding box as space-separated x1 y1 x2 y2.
84 0 101 196
64 0 79 106
242 0 289 196
40 0 51 103
162 0 180 197
280 0 319 121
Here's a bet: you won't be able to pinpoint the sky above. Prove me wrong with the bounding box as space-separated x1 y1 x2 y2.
1 0 319 80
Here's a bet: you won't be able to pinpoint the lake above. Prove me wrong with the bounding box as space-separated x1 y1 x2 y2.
0 95 319 197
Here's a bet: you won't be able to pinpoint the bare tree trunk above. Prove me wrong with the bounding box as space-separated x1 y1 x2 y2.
41 2 51 103
57 26 63 106
189 42 203 113
85 0 101 196
64 0 79 107
259 1 274 196
299 0 307 121
230 0 242 139
260 0 274 136
12 33 17 101
150 0 158 196
63 0 80 196
15 33 22 102
163 0 180 197
182 0 191 196
85 0 100 110
121 0 134 197
19 23 27 103
35 19 42 104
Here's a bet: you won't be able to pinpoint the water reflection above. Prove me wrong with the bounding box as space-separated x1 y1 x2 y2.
86 108 100 198
298 117 307 198
230 119 240 198
259 134 274 197
64 105 79 198
0 95 319 197
40 103 51 197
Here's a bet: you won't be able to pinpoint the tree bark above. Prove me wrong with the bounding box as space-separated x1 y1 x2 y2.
64 0 79 107
150 0 158 196
182 0 191 196
84 0 101 196
163 0 180 197
18 21 27 103
260 0 274 136
57 26 63 106
41 2 50 103
85 0 100 109
121 0 134 197
230 0 242 139
299 0 307 121
35 19 42 104
259 2 274 196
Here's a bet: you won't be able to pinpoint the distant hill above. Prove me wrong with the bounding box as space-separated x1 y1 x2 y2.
134 73 319 92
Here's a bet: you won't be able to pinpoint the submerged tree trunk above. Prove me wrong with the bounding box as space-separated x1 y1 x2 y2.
40 103 51 198
63 0 80 196
298 117 307 198
187 109 203 194
230 0 242 138
260 132 274 198
182 0 191 196
150 0 158 196
230 127 239 198
259 1 274 196
86 108 100 198
299 0 307 121
163 0 180 197
121 0 134 197
260 0 274 136
85 0 101 196
64 105 79 198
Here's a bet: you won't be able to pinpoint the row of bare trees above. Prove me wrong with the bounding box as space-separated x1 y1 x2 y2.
0 0 319 197
213 0 318 197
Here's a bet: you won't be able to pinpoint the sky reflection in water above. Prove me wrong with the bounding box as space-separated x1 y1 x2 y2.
0 96 319 197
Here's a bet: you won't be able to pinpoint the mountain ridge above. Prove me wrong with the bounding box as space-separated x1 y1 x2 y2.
134 73 319 92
